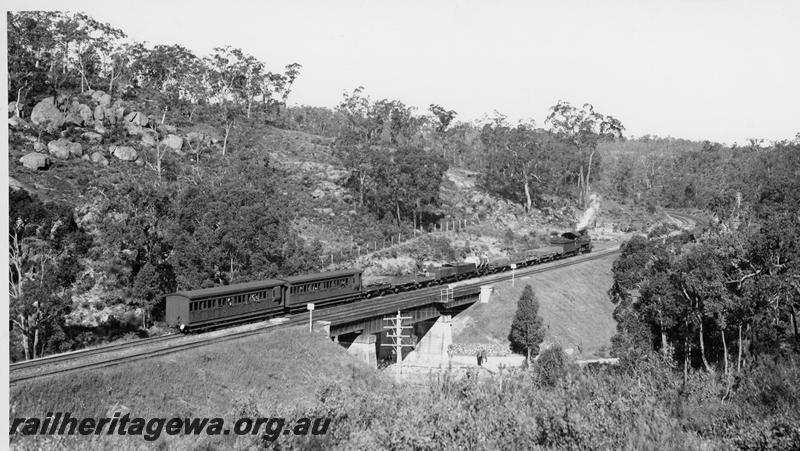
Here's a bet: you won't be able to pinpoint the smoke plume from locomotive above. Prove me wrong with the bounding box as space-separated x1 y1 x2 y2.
576 194 600 231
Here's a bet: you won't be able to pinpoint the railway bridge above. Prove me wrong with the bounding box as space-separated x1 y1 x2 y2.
313 284 491 368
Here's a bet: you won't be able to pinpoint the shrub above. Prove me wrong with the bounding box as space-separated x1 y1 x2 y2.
534 343 569 387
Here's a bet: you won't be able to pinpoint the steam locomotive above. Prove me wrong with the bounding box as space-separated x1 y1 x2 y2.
165 230 592 332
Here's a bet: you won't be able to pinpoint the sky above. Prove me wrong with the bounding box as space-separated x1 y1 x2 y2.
5 0 800 144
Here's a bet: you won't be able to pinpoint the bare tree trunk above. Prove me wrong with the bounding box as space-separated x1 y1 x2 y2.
222 123 231 155
523 179 532 212
737 323 743 374
359 173 366 207
721 326 728 375
659 311 668 357
20 320 30 361
699 320 711 372
683 336 690 385
584 150 595 207
161 106 168 125
33 328 39 359
395 201 401 227
14 88 23 117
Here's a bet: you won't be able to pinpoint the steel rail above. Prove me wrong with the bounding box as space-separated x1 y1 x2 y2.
10 248 619 385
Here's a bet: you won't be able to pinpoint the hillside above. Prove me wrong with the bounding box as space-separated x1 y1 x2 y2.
10 326 381 449
452 252 618 359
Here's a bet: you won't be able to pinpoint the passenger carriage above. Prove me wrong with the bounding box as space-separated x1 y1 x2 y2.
282 269 362 312
165 279 285 331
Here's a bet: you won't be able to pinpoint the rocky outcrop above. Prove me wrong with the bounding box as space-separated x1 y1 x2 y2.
66 102 93 126
126 123 145 136
30 97 65 131
90 151 109 166
48 138 82 159
91 90 112 108
93 105 106 122
124 111 149 127
8 116 28 129
110 145 138 161
162 134 183 151
140 132 156 148
19 152 51 170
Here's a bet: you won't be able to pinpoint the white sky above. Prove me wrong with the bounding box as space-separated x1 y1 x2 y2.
5 0 800 144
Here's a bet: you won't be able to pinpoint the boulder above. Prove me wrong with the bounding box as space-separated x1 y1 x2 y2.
33 142 47 152
140 132 156 148
124 111 149 127
30 97 65 131
126 123 145 136
311 188 325 199
65 102 93 125
48 138 82 159
112 107 124 124
99 94 112 108
78 103 93 123
90 151 109 166
90 90 106 102
134 157 144 167
8 116 27 129
93 105 105 122
19 152 51 170
94 123 108 135
111 145 138 161
81 132 103 144
162 134 183 151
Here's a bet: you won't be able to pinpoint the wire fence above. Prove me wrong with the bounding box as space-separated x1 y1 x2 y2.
320 217 476 266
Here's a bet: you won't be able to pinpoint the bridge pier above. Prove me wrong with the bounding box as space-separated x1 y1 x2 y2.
479 285 494 304
404 314 452 367
346 333 377 368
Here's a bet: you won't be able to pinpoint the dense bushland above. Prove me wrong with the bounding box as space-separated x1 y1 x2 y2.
285 351 798 450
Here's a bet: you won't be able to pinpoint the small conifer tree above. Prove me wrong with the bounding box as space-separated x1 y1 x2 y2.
508 284 546 362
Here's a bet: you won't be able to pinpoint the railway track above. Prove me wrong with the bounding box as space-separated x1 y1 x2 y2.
664 209 697 229
9 333 178 372
10 247 621 385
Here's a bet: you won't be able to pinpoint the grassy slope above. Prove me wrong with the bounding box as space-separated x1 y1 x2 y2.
10 326 380 449
452 252 618 359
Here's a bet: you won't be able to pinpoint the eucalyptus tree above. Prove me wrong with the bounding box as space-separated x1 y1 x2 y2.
546 101 625 207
